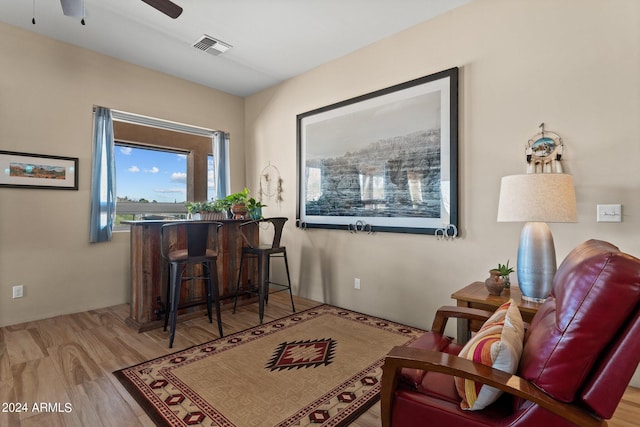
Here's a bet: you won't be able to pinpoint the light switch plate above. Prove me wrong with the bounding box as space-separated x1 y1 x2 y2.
12 285 24 299
597 204 622 222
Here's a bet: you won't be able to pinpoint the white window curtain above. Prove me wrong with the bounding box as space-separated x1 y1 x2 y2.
213 131 230 199
89 107 116 242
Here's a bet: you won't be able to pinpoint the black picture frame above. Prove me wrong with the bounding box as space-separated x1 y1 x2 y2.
296 67 458 234
0 150 79 190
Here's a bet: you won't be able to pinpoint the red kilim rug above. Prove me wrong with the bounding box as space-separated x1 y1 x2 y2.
114 305 425 426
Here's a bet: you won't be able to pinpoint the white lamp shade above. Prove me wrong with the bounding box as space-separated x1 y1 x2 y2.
497 174 577 223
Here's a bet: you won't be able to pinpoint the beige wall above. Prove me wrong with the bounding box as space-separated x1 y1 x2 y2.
244 0 640 377
0 23 246 326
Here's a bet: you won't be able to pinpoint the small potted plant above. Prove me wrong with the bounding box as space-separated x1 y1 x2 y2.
185 201 204 216
247 197 266 220
496 260 515 289
185 199 227 220
225 188 250 219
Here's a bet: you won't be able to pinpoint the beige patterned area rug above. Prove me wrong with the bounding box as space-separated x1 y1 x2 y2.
114 305 425 426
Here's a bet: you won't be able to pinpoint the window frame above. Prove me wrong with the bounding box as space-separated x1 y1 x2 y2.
114 141 191 217
110 112 223 223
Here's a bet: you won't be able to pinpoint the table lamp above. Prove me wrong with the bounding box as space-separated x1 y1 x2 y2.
497 173 577 302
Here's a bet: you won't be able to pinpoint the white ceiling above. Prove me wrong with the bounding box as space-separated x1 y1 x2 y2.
0 0 471 97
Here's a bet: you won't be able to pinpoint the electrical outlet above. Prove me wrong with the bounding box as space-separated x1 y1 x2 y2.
354 278 361 290
12 285 24 299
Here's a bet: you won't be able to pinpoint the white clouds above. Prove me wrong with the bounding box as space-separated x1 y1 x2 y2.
171 172 187 183
128 165 160 174
120 147 133 155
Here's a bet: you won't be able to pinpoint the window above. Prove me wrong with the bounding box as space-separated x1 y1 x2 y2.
114 144 189 225
116 144 187 204
109 110 229 227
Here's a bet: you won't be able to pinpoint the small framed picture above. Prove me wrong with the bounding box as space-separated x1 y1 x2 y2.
0 150 78 190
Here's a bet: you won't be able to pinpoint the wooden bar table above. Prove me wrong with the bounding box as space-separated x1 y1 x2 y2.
124 219 258 332
451 281 543 344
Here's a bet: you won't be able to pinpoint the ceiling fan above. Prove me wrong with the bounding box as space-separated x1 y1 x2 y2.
59 0 183 20
140 0 183 19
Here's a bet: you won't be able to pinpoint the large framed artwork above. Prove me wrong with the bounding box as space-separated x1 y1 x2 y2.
296 67 458 235
0 150 78 190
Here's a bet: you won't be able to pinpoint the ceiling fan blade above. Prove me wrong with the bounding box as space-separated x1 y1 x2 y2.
141 0 183 19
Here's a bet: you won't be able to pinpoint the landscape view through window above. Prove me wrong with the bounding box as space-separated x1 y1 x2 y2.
115 144 188 204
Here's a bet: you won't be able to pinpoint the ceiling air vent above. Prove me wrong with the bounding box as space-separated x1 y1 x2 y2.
193 35 232 56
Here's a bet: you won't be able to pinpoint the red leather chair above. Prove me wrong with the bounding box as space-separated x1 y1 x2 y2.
381 239 640 427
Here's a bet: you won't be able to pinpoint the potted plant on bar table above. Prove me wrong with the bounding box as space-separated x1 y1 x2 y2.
225 188 250 219
185 199 228 220
247 197 266 220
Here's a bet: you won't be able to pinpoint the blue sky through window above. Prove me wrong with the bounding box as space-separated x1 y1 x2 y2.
115 144 187 203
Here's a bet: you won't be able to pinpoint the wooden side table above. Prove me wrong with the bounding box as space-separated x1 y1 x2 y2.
451 281 543 344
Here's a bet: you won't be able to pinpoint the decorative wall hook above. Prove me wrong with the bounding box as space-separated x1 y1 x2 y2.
435 224 458 240
348 220 374 235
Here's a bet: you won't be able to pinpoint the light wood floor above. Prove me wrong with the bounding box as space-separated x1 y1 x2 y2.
0 293 638 427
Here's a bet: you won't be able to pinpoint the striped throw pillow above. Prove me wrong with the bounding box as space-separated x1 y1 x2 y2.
454 299 525 410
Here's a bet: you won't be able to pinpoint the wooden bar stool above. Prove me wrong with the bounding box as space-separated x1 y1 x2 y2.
233 217 295 324
161 221 224 348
